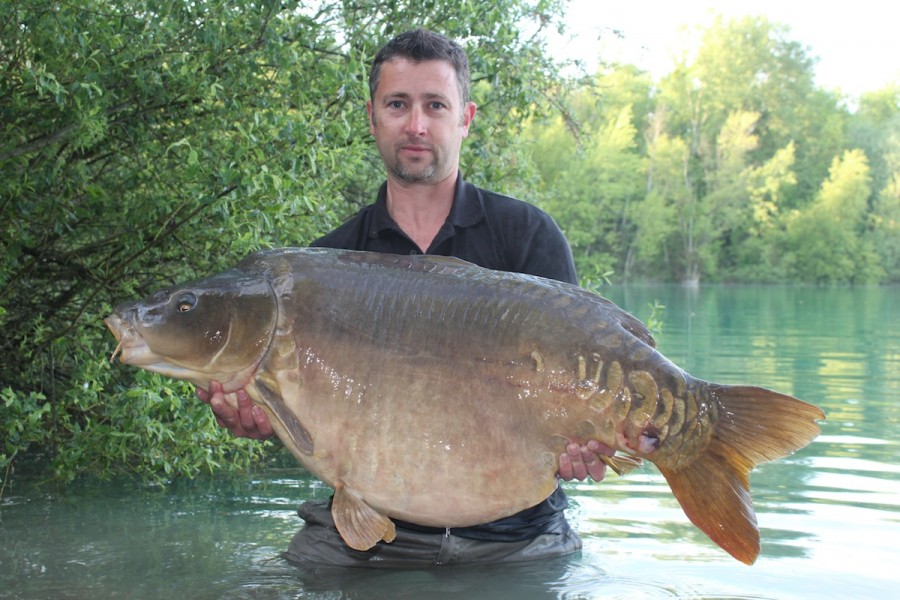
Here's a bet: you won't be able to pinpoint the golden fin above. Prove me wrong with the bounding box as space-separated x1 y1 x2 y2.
601 453 643 476
707 384 825 466
658 442 759 564
659 384 824 565
332 482 396 551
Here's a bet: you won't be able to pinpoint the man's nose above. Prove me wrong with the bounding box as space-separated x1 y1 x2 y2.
405 107 427 136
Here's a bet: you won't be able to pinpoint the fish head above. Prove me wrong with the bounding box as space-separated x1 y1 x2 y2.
105 269 277 390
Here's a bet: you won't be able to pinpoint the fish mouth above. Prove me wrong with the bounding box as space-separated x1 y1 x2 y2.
104 314 152 365
103 313 217 383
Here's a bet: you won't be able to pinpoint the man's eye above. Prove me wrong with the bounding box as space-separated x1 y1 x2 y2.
388 100 404 109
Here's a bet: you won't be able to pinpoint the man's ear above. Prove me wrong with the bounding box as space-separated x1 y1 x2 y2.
461 101 477 136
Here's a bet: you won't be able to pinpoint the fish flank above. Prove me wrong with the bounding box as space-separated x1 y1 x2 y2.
105 247 825 564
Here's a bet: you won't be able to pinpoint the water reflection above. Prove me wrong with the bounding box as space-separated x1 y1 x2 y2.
1 285 898 599
276 558 587 600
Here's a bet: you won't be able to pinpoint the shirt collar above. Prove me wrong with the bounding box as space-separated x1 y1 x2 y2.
369 172 485 237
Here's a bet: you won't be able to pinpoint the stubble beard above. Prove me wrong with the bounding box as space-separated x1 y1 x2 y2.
390 160 438 184
388 147 440 184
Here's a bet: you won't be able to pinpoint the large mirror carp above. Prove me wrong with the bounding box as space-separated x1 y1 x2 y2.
105 248 824 564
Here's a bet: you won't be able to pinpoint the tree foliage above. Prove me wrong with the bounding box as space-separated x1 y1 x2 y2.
780 150 882 283
1 0 569 485
524 14 899 285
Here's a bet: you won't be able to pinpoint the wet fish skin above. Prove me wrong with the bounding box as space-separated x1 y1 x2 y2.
105 248 825 565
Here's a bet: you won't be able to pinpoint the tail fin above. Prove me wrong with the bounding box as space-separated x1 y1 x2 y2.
657 385 824 565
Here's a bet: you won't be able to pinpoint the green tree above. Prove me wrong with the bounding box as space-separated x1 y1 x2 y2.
659 15 838 206
635 127 683 272
727 142 797 280
516 12 894 285
635 110 768 283
523 65 652 282
572 64 655 154
527 100 645 281
870 166 900 282
781 149 882 283
846 84 900 282
632 15 849 282
848 84 900 202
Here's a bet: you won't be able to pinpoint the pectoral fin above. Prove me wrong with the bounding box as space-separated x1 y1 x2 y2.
254 376 314 455
332 482 396 551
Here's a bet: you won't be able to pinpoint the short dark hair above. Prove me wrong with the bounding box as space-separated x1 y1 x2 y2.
369 28 471 106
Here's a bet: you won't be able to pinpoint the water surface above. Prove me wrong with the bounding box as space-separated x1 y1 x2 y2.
2 284 898 599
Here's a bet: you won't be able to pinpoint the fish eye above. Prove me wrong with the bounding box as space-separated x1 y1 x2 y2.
175 292 197 313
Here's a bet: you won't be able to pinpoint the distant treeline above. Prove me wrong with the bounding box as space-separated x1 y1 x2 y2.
522 16 898 286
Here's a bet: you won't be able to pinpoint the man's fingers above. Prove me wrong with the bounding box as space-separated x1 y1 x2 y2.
565 442 588 481
210 393 237 426
198 379 222 404
584 440 613 481
199 379 274 439
236 390 256 431
252 406 275 438
558 441 614 482
586 439 615 457
581 447 607 482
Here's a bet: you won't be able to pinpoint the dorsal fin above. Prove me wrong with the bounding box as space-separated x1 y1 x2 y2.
417 255 478 268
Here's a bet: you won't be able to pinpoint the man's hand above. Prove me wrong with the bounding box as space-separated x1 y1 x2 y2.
558 440 615 482
197 380 274 439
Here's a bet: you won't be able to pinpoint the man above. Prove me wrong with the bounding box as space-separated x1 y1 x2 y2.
200 28 613 567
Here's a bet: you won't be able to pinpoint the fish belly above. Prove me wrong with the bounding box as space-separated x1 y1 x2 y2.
287 347 586 526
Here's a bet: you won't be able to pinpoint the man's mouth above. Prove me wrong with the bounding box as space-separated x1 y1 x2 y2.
399 141 432 153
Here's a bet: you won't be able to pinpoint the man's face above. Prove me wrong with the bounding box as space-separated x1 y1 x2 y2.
367 58 477 186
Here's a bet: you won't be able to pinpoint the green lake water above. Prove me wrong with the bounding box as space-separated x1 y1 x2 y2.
2 284 898 599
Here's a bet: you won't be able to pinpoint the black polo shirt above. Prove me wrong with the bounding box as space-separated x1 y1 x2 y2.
314 175 578 284
312 174 578 542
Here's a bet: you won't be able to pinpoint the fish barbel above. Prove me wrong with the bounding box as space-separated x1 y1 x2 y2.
104 248 824 564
